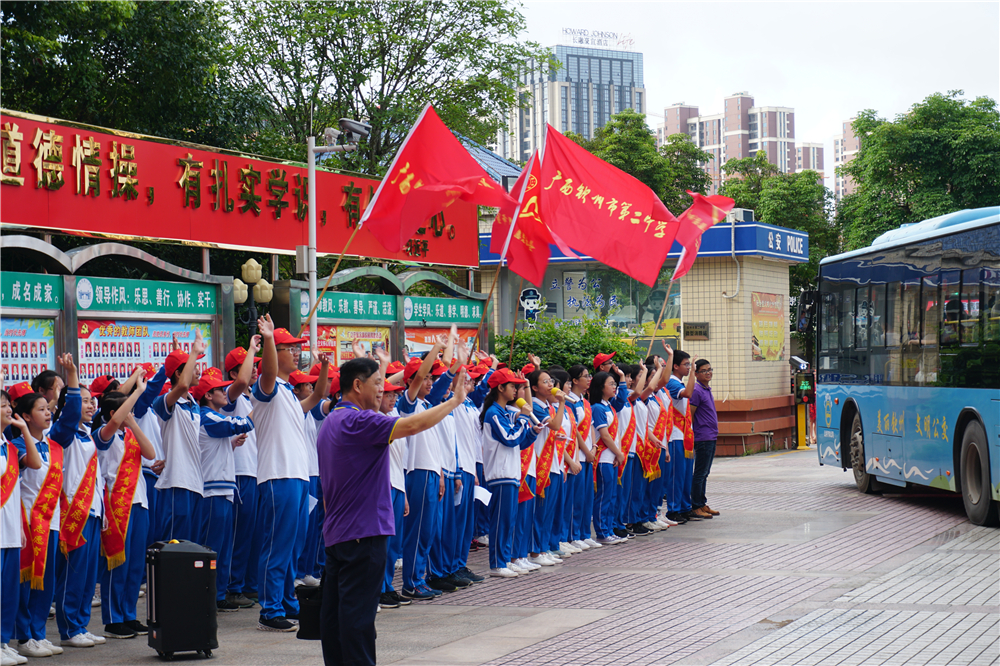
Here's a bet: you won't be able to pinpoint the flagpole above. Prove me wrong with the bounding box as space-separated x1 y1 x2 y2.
302 223 363 327
509 276 524 364
646 277 677 358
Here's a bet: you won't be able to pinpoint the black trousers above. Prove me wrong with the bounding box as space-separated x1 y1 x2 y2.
321 535 388 666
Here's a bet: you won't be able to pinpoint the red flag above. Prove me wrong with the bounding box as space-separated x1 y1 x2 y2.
539 126 679 287
489 152 551 286
671 192 735 280
360 105 515 252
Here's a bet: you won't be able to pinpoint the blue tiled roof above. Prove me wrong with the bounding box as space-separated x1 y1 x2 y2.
458 135 522 183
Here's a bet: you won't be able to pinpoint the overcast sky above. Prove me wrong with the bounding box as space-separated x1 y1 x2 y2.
521 1 1000 188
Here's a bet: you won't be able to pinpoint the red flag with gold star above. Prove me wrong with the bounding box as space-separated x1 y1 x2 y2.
489 151 553 286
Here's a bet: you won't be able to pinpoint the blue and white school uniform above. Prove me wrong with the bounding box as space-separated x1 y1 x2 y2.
451 397 480 575
133 372 165 543
2 437 24 648
295 402 326 581
54 390 106 641
398 371 452 593
95 426 151 625
641 395 663 522
468 374 493 541
152 392 203 543
566 393 593 544
622 398 648 525
428 403 459 582
552 407 575 548
666 377 692 515
383 408 407 594
251 377 310 621
221 392 260 596
481 402 534 570
531 398 562 554
198 406 254 601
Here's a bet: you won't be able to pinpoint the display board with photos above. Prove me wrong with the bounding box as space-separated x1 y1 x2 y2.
1 318 57 385
76 319 213 383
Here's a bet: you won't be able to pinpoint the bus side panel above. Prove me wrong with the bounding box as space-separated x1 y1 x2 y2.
817 385 845 467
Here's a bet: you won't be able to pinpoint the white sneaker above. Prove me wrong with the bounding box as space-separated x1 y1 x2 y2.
15 640 52 658
528 554 553 566
83 631 106 645
478 535 489 546
560 541 582 553
571 539 590 550
489 567 517 578
655 519 672 529
302 575 321 587
91 591 101 607
546 552 564 563
60 634 95 648
507 560 526 573
659 514 679 526
395 558 402 571
294 578 305 587
556 546 574 557
584 537 602 548
138 589 145 598
1 646 17 666
376 604 380 613
38 639 63 655
517 557 540 571
643 521 662 531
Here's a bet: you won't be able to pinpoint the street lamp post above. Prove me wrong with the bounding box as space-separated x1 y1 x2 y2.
234 258 273 339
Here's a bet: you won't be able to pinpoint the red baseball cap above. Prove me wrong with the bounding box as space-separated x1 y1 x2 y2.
431 359 448 376
593 352 616 369
7 382 34 401
308 363 336 379
328 370 341 396
402 357 423 382
487 367 527 389
383 381 404 392
521 363 536 376
225 347 261 374
288 370 320 386
163 350 188 378
89 375 116 397
191 367 233 401
386 361 405 375
465 364 486 379
273 328 307 346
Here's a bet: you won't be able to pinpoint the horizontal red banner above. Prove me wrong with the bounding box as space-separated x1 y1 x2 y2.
0 111 479 267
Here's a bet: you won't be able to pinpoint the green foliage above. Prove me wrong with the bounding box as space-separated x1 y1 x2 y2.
229 0 548 174
837 91 1000 250
659 133 714 215
495 318 639 373
1 1 264 149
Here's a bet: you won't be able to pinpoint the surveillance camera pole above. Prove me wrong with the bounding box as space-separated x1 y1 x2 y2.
307 135 359 362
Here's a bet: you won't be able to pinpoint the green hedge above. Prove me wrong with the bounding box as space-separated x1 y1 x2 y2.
494 318 640 372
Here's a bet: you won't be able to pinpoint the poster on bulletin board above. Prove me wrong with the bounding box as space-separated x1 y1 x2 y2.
0 318 57 384
76 319 213 383
751 292 785 362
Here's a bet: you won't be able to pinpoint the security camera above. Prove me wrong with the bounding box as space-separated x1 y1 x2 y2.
323 127 342 146
790 356 809 372
338 118 371 143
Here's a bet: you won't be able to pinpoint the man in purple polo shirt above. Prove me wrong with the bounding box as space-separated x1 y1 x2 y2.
317 357 468 666
689 358 720 519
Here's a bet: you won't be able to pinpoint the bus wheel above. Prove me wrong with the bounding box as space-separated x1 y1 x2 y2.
960 421 1000 526
850 412 876 494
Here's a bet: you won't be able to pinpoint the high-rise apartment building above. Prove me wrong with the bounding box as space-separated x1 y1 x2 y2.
656 92 821 195
796 142 825 179
497 45 645 164
833 118 860 201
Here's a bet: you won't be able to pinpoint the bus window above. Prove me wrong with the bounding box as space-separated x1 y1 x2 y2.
921 275 940 347
885 282 900 347
855 286 869 349
840 287 855 352
940 270 962 346
985 269 1000 342
819 290 839 369
961 269 981 345
901 279 921 346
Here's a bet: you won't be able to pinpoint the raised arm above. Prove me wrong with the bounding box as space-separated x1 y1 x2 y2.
257 314 278 396
99 374 147 443
405 338 443 404
48 354 81 448
7 413 41 469
229 335 261 402
118 364 143 395
123 412 157 460
166 329 203 410
393 370 468 438
300 353 331 413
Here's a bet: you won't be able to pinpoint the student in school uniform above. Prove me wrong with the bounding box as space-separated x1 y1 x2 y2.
397 336 455 600
665 349 697 524
480 368 539 577
609 365 639 540
220 340 262 607
525 367 566 569
548 367 584 556
565 365 599 550
93 379 158 639
510 369 539 572
639 358 674 531
251 316 330 632
2 389 42 666
147 331 207 543
619 364 651 537
588 367 630 545
30 370 64 413
194 367 255 613
378 381 411 610
469 354 498 547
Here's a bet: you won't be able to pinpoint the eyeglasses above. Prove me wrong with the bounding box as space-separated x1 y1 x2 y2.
276 346 301 356
697 368 713 374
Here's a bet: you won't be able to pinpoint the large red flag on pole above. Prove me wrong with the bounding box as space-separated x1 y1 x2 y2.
539 126 679 287
360 104 516 252
671 192 736 280
489 152 550 286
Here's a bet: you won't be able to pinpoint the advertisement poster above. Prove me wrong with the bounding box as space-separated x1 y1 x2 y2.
1 318 56 384
751 292 785 361
301 325 391 366
77 319 213 383
405 328 479 357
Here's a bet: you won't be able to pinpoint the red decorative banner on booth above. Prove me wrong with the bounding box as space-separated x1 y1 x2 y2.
0 111 479 267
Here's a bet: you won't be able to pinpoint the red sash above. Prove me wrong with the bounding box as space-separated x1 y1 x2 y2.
576 399 592 441
617 405 638 483
653 395 672 442
517 446 534 503
671 401 695 459
563 407 578 459
593 405 618 489
59 451 99 555
1 441 18 508
535 405 559 497
20 441 63 588
101 428 141 570
639 397 671 481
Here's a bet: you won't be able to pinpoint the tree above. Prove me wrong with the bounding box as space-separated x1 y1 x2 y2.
718 151 780 206
837 91 1000 250
228 0 548 174
1 1 264 150
659 133 714 215
496 318 638 372
588 108 667 196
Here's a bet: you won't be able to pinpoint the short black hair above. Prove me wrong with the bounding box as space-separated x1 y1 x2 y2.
32 369 61 394
673 350 691 368
99 391 129 425
340 358 379 395
695 359 711 372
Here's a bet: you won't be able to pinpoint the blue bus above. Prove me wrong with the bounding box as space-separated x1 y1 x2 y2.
816 207 1000 526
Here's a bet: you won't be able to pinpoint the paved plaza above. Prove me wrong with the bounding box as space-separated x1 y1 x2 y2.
52 449 998 665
